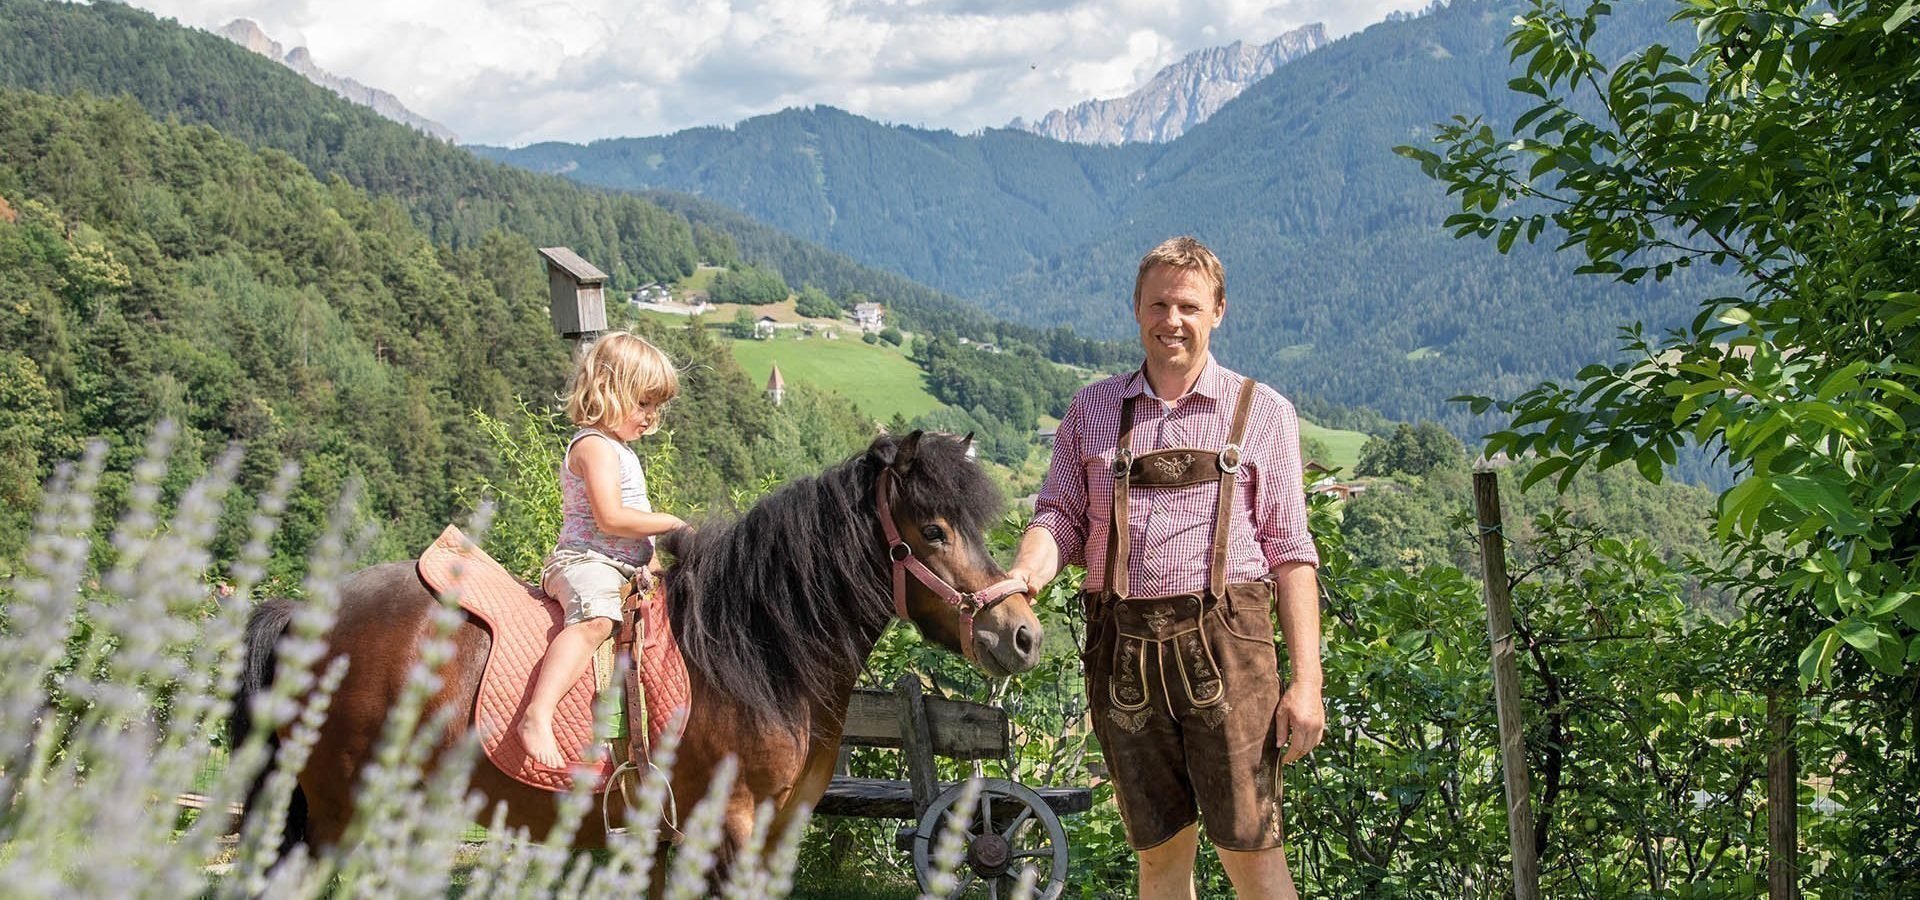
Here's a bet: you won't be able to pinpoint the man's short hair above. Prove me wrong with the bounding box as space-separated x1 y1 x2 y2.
1133 236 1226 310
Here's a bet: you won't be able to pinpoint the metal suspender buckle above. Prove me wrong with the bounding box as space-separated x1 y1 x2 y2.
1217 443 1243 474
1111 449 1133 480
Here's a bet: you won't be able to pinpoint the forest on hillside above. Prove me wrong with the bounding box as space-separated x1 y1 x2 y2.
0 0 1136 373
0 88 878 578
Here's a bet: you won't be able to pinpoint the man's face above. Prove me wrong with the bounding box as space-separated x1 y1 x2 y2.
1134 265 1224 374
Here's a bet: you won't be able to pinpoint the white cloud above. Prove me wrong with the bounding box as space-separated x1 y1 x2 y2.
129 0 1436 145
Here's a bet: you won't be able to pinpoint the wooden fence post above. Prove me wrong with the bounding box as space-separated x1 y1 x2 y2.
1473 471 1541 900
896 674 938 819
1768 690 1799 900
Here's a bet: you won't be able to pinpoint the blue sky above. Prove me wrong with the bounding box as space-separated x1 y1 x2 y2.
132 0 1434 146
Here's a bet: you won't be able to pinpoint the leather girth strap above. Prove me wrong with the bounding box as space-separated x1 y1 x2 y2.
1105 376 1257 600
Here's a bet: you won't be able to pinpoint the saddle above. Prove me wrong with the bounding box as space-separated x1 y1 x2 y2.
416 525 690 793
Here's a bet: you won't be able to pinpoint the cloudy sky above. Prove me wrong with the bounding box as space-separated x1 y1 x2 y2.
129 0 1434 146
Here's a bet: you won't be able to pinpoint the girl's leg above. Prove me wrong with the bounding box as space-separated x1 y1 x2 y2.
518 616 616 768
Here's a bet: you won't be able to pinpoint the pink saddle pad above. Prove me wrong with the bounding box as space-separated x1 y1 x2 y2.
417 525 689 793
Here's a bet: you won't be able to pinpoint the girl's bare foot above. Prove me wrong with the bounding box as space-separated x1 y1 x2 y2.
517 714 566 769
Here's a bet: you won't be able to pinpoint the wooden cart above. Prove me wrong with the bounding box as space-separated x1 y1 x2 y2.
815 674 1092 899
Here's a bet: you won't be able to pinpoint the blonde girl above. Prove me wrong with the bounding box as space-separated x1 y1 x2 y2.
517 332 685 769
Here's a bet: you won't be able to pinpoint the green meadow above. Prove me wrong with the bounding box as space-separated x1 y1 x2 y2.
1299 419 1369 472
728 335 945 422
711 309 1368 470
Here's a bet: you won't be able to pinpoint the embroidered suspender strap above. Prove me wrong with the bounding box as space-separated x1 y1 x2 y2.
1209 377 1257 599
1107 394 1138 600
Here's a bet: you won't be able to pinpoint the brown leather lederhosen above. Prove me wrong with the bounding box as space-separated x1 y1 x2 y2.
1082 375 1287 852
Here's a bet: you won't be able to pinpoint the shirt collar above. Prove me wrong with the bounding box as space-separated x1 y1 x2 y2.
1125 355 1228 402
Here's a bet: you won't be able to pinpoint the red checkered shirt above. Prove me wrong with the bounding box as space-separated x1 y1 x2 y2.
1029 356 1319 595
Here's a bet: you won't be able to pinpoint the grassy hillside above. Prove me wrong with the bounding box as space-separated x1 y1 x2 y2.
728 335 942 422
1299 419 1368 472
730 321 1368 468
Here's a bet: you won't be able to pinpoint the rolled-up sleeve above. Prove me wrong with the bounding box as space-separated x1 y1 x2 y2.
1256 396 1320 569
1028 395 1090 567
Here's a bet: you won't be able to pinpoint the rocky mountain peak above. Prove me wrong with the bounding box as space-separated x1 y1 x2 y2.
216 19 281 58
215 19 458 144
1011 23 1327 145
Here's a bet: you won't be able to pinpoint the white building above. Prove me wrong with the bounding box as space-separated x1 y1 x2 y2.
852 302 885 333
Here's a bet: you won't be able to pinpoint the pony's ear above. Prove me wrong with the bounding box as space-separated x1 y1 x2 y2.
961 432 977 461
894 430 925 474
867 434 899 468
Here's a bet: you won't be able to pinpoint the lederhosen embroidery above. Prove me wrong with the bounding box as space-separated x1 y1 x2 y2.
1096 375 1257 734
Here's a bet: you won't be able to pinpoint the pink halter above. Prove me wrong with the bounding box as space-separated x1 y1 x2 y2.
875 469 1027 662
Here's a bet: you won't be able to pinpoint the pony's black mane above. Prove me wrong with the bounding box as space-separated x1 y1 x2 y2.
660 432 1004 733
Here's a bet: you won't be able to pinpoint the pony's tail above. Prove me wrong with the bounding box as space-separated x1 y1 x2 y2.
230 598 307 851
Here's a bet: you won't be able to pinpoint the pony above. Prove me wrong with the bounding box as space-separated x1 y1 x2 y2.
233 430 1044 863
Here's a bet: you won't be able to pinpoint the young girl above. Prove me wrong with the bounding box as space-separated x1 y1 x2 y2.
517 331 686 769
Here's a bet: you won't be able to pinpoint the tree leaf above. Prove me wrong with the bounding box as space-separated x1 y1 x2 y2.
1797 626 1842 687
1885 0 1920 32
1867 592 1917 625
1717 476 1770 540
1522 455 1573 490
1634 447 1665 484
1836 616 1879 653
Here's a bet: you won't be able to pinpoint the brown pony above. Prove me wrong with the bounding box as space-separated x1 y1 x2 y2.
234 431 1043 860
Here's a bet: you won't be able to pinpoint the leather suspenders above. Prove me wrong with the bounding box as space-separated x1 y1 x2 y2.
1103 376 1257 600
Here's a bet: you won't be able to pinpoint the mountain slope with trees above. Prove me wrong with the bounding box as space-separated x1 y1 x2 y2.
0 87 880 577
0 87 563 570
0 0 1129 367
477 107 1153 297
479 0 1742 434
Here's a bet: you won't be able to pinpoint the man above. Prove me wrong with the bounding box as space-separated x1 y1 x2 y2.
1006 237 1324 899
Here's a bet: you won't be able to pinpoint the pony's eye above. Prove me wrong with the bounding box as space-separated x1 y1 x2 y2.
920 524 947 544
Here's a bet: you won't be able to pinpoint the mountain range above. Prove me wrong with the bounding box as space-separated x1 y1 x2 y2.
1 0 1729 440
216 18 458 143
475 0 1729 433
1009 24 1327 145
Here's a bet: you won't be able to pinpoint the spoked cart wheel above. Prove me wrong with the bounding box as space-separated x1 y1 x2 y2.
910 777 1069 900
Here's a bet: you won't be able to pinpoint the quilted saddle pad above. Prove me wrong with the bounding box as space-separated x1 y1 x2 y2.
418 525 696 794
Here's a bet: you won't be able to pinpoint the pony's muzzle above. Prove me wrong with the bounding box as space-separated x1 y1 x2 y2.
972 605 1044 676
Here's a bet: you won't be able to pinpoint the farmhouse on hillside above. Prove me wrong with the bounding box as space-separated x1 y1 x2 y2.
852 302 884 333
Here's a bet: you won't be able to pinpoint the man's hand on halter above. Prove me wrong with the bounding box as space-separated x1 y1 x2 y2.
1006 528 1064 598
